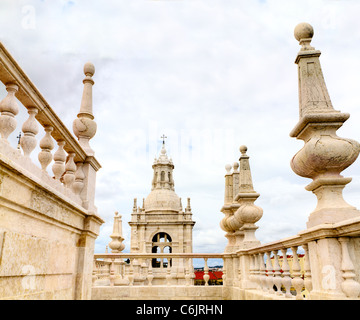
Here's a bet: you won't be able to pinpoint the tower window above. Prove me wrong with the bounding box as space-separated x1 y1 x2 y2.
151 232 172 268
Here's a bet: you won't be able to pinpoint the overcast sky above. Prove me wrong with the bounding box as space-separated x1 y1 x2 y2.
1 0 360 256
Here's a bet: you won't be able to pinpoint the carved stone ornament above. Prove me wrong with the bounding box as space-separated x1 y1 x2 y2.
290 23 360 228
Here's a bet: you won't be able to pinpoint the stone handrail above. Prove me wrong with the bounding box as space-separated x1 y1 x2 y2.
0 42 100 213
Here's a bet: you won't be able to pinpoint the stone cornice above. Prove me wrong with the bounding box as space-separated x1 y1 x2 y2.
289 112 349 138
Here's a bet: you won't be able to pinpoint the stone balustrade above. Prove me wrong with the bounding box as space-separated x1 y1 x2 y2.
93 213 360 300
237 240 309 299
0 42 100 213
230 216 360 300
93 253 223 288
0 42 103 300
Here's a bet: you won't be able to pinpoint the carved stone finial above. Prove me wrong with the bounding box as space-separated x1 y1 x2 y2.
108 211 125 253
232 162 239 173
234 146 262 249
221 146 262 251
291 23 360 228
239 145 247 155
225 164 232 175
73 62 97 155
185 197 191 213
294 22 314 51
238 145 254 193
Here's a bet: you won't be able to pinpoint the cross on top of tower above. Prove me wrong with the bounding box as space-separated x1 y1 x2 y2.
161 134 167 145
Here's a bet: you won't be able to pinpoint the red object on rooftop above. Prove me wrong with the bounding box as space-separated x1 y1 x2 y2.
194 271 223 280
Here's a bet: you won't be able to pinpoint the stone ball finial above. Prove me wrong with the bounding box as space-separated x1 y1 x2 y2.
240 145 247 155
225 164 232 172
84 62 95 77
233 162 239 170
294 22 314 42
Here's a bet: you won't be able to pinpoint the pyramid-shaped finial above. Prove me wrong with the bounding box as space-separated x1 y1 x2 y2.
293 23 336 118
238 145 255 193
291 23 360 228
234 145 263 248
108 211 125 253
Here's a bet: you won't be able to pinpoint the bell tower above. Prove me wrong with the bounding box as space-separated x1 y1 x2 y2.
128 137 195 284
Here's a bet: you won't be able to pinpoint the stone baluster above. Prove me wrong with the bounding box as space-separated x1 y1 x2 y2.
128 259 134 286
92 259 98 286
104 262 111 282
20 107 39 157
253 254 261 289
114 260 121 281
52 140 66 181
140 260 147 283
72 162 85 195
63 152 76 188
272 250 283 295
258 252 267 292
249 254 256 287
190 259 195 283
147 259 154 286
0 83 19 142
133 259 140 282
38 125 54 171
265 251 274 293
119 260 125 280
339 237 360 298
185 258 191 286
203 258 210 286
302 243 313 298
291 246 304 300
237 256 242 286
280 248 292 298
109 258 115 287
222 258 227 286
166 258 172 285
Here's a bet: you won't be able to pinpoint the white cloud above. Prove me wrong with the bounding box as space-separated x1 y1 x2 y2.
1 0 360 255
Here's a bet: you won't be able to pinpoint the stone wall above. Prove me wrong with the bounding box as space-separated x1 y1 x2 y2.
0 145 103 299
